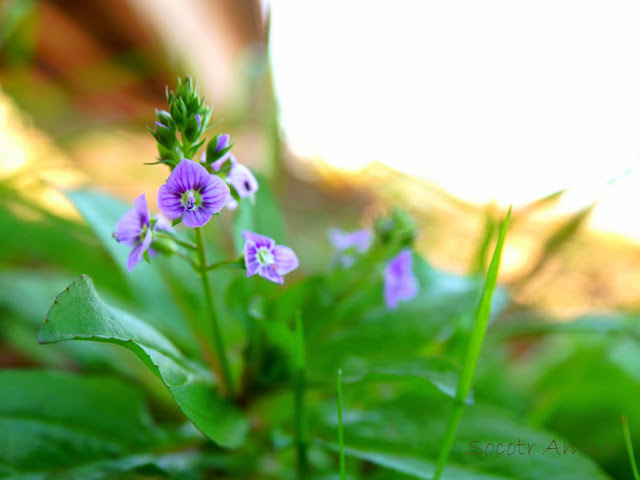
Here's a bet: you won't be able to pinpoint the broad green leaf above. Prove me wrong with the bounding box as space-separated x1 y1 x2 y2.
312 389 612 480
315 441 510 480
0 370 229 480
231 173 286 255
337 356 473 404
39 275 249 448
0 269 178 408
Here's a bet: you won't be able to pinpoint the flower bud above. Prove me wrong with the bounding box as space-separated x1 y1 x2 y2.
375 208 416 246
151 236 178 255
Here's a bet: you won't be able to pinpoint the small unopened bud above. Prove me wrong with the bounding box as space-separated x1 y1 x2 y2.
151 237 178 255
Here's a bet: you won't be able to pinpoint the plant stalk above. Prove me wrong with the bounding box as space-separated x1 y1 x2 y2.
294 312 307 480
195 227 234 396
337 368 346 480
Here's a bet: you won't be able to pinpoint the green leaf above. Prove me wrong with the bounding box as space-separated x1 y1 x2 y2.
231 173 286 254
312 389 612 480
338 356 473 404
434 208 511 479
0 369 233 480
316 442 510 480
39 275 249 448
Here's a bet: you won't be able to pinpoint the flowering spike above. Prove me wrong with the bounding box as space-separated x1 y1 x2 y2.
384 249 419 310
242 230 298 284
157 159 230 228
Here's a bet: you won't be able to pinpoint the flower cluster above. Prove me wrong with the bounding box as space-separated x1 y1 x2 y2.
113 78 297 284
329 226 419 310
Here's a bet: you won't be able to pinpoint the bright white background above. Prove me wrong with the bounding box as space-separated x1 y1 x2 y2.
269 1 640 239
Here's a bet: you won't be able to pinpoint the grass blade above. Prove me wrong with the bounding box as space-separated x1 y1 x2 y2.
623 415 640 480
433 207 511 480
337 369 346 480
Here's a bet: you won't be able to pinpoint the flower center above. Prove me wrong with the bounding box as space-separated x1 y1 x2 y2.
257 246 274 266
183 190 199 210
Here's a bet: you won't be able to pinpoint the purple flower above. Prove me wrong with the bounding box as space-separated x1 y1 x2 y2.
227 161 259 199
329 228 373 267
113 194 171 271
157 159 230 228
210 134 232 171
242 230 298 284
384 249 419 310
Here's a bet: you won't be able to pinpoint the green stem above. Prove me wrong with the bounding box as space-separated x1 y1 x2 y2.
175 250 198 270
294 312 307 480
337 369 346 480
623 415 640 480
154 231 198 251
433 208 511 480
206 258 239 271
195 227 234 396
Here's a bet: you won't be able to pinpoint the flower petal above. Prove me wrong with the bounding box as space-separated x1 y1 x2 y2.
200 174 231 214
211 152 236 173
216 133 231 151
244 241 261 276
166 158 211 192
114 209 142 247
241 230 275 249
157 184 184 220
182 208 212 228
126 228 152 271
384 249 419 310
133 193 150 226
153 214 174 232
328 228 350 250
273 245 299 275
225 196 238 210
227 163 259 199
259 264 283 284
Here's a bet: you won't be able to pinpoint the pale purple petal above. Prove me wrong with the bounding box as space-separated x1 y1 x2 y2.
153 215 173 232
350 229 373 253
157 184 184 220
133 193 150 225
273 245 299 275
114 194 150 247
227 163 259 198
244 241 261 276
114 209 142 247
384 249 419 310
225 196 238 210
211 151 235 172
200 175 230 214
329 227 372 253
216 134 230 151
328 228 351 250
242 230 275 249
166 158 211 192
259 264 283 284
182 207 213 228
126 227 152 271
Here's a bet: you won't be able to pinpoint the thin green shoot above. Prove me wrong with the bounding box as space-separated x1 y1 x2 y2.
433 207 511 480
